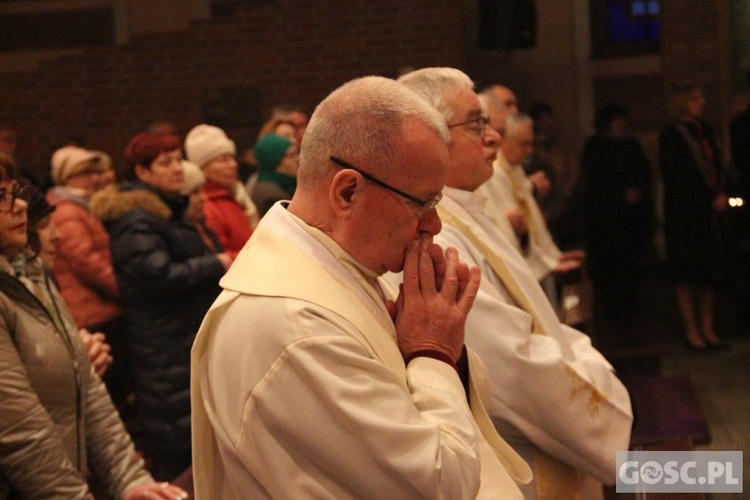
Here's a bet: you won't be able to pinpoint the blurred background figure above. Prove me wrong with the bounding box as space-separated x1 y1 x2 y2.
185 124 258 258
524 101 571 246
268 102 309 145
247 104 308 195
659 83 729 351
90 132 231 480
97 151 117 186
46 145 130 409
493 113 583 313
250 134 299 217
729 69 750 331
256 116 297 142
477 90 522 242
486 84 519 114
147 119 179 137
24 176 114 378
581 104 654 329
181 160 223 254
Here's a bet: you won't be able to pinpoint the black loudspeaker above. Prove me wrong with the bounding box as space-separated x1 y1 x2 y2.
479 0 537 50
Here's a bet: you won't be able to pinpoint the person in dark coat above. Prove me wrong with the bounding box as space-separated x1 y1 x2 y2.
90 132 232 480
730 69 750 198
658 83 729 350
581 104 654 324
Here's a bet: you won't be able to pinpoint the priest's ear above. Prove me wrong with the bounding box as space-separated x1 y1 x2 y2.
329 169 363 219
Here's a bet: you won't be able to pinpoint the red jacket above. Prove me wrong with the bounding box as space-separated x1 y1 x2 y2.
202 181 253 259
47 188 121 328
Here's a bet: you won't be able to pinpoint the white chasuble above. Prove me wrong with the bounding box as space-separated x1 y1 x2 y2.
191 202 530 499
478 156 562 282
432 190 633 499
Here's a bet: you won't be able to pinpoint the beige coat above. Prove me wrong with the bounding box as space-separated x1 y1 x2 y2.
0 255 152 499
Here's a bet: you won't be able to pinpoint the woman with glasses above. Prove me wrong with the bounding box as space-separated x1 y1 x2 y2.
0 153 187 499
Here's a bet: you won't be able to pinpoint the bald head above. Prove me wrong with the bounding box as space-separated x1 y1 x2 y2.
500 113 534 165
478 92 509 136
297 75 449 188
487 85 518 115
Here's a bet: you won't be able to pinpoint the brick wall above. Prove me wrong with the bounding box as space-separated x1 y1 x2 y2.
0 0 468 182
2 0 737 182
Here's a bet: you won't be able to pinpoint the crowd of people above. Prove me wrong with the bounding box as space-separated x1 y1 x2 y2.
0 68 746 498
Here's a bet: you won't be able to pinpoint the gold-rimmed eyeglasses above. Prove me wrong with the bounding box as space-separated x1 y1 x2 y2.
448 115 491 136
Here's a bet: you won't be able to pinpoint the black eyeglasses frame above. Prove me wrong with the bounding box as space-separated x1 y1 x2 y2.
329 156 442 216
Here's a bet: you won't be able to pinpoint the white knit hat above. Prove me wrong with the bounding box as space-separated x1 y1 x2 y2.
180 160 205 195
50 146 103 185
184 124 236 167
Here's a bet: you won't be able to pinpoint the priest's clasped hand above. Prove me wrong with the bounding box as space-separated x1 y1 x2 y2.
391 234 480 363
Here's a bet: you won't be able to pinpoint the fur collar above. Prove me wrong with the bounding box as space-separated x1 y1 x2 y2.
90 183 172 223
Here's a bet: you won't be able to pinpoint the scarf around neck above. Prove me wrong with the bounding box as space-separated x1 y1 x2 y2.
257 171 297 196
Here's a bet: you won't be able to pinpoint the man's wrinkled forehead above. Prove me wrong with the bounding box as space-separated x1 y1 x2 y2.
449 88 482 122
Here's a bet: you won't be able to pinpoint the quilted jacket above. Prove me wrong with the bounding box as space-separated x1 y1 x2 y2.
0 255 152 499
46 186 121 328
90 182 224 461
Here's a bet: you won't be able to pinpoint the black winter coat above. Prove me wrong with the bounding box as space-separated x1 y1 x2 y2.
581 134 654 273
91 182 224 460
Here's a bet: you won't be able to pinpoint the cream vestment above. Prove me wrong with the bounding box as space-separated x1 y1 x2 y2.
191 202 531 499
419 188 632 499
477 155 562 282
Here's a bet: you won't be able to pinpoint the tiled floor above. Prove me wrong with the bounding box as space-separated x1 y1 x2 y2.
662 335 750 500
601 268 749 499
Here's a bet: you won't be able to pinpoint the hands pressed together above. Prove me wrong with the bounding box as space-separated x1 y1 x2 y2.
387 235 480 364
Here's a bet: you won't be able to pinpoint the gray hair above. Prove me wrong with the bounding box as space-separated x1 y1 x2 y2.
298 75 449 184
397 67 475 124
504 113 534 139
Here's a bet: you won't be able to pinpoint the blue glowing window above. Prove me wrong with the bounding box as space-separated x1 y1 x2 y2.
608 0 660 44
630 0 660 16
